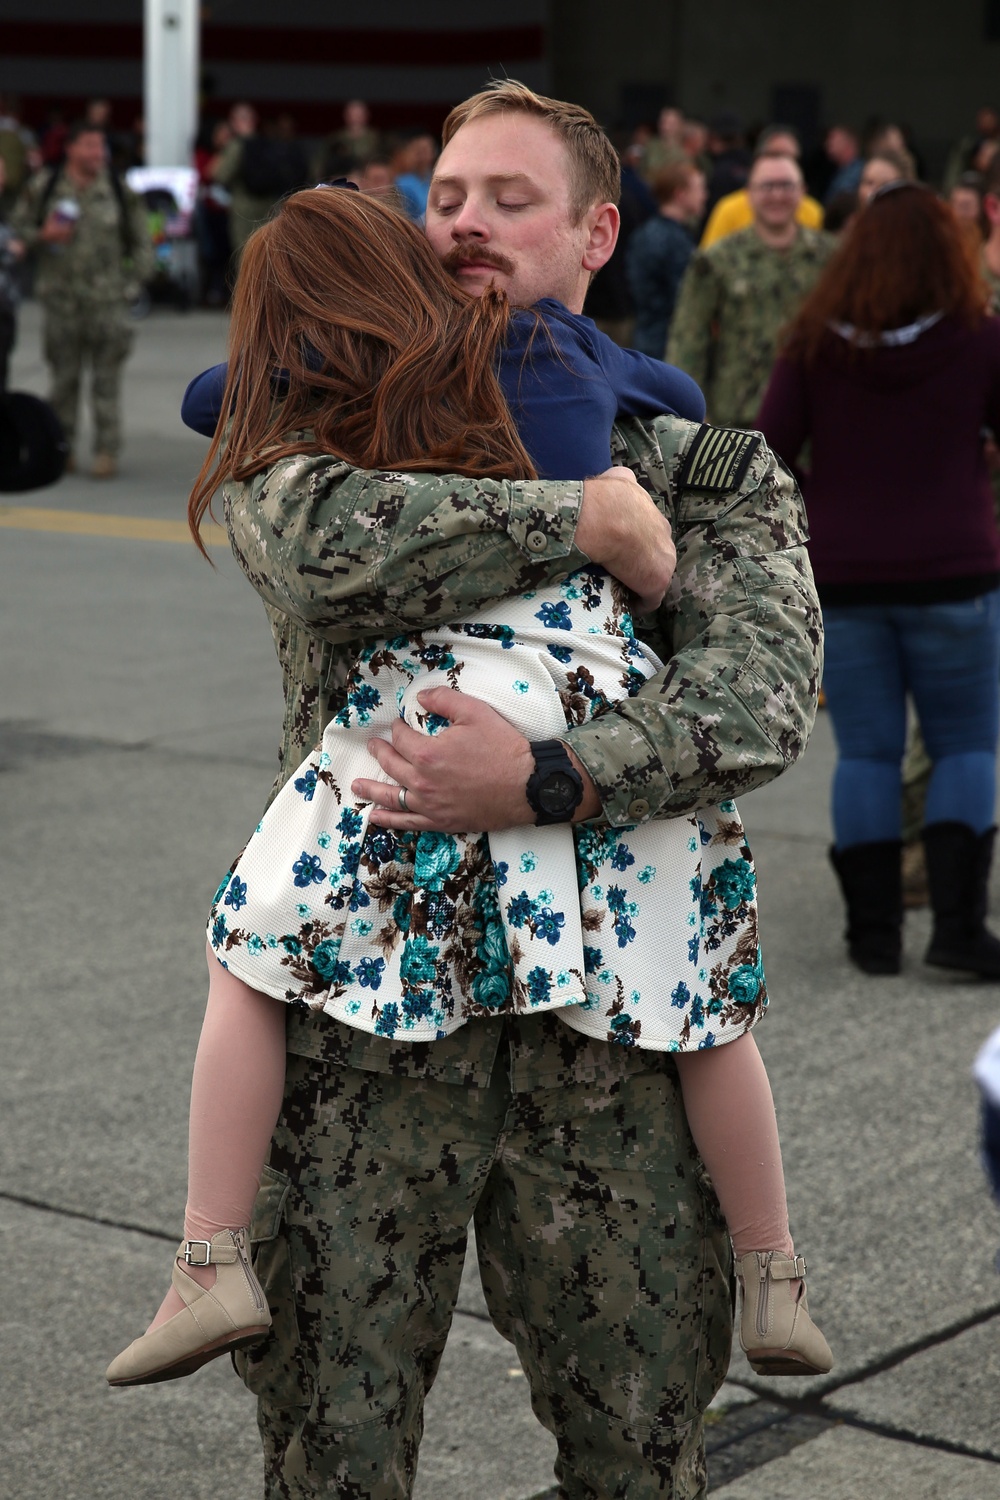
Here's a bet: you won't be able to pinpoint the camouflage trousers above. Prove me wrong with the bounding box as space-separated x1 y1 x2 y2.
42 296 133 457
236 1024 733 1499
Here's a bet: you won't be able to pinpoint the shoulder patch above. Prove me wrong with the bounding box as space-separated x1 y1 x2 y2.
675 423 761 495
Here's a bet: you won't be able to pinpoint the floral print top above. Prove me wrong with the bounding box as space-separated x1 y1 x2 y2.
208 564 767 1051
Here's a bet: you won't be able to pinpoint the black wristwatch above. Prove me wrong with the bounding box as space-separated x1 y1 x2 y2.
525 739 584 825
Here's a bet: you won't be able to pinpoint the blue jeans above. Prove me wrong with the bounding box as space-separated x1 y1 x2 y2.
822 591 1000 849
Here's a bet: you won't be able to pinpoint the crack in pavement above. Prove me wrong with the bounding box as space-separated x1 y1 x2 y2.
4 1189 998 1492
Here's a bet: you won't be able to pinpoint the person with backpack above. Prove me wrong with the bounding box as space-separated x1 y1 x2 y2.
11 121 153 479
211 103 309 260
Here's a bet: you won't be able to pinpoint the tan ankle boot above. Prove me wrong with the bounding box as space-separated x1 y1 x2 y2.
106 1228 270 1387
735 1250 834 1377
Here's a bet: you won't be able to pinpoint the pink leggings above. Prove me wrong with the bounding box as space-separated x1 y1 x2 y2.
186 947 791 1260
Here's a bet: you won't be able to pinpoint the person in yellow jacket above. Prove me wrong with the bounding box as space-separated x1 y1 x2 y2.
701 126 824 248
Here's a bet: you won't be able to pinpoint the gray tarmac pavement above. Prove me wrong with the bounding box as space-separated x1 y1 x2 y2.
2 304 999 1498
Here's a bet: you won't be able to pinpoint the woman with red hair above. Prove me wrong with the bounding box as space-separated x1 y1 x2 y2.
759 182 1000 976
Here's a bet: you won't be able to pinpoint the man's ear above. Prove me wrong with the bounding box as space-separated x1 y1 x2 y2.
582 202 620 272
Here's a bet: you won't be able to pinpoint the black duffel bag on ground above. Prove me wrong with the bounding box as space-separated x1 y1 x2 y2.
0 390 69 491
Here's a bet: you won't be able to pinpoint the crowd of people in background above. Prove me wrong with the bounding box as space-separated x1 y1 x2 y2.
2 88 1000 324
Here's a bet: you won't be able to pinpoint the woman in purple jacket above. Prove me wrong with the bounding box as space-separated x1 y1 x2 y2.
758 182 1000 977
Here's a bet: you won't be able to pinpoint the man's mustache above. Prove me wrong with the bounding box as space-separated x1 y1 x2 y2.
440 244 516 279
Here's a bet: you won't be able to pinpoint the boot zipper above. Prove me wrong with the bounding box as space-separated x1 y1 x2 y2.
755 1254 770 1340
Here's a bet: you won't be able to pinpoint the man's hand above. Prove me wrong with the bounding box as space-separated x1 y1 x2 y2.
578 465 675 615
353 687 602 832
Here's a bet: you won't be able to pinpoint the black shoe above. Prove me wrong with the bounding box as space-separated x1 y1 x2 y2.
923 822 1000 979
829 841 903 975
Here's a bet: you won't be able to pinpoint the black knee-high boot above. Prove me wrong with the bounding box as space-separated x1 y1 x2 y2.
829 841 903 975
924 822 1000 979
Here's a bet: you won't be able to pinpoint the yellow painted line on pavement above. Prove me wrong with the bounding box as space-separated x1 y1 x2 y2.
0 505 228 547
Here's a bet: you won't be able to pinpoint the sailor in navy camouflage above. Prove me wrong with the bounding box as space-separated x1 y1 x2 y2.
213 80 822 1500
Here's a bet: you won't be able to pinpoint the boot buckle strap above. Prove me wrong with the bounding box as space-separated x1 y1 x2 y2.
183 1239 214 1266
768 1253 807 1280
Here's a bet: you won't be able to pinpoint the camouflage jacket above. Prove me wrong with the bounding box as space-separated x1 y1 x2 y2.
224 415 822 828
667 226 834 429
11 166 154 306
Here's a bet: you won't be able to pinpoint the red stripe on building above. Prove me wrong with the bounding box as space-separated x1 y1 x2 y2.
0 21 545 67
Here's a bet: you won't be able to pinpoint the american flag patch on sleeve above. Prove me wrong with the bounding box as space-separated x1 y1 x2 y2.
675 424 761 495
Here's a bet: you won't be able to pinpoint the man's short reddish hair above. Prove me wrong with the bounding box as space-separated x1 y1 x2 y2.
442 78 620 222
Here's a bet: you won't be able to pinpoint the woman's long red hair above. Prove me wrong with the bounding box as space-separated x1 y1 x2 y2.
188 187 536 553
781 184 989 364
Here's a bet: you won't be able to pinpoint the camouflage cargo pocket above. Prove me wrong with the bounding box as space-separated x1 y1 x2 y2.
234 1164 309 1408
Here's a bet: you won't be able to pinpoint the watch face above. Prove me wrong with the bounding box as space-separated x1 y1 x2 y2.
538 771 578 814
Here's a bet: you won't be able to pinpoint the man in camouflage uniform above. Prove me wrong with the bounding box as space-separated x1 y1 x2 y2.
215 82 822 1500
212 102 307 261
12 122 153 477
667 151 833 430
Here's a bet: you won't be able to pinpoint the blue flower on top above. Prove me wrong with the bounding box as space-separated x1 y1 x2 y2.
535 907 566 946
728 960 764 1005
687 934 700 964
399 934 440 987
418 642 456 671
211 913 227 948
610 844 635 872
534 599 572 631
583 945 604 974
493 860 509 888
614 915 637 948
610 1013 638 1046
294 768 318 801
506 891 536 929
337 807 363 838
698 1032 716 1050
374 1002 400 1038
461 621 514 649
224 876 247 911
671 980 690 1009
364 828 398 866
425 713 450 735
547 643 574 663
312 939 350 985
356 955 385 991
414 831 461 891
526 966 552 1006
348 682 381 721
292 851 326 888
713 857 756 911
402 989 435 1022
473 968 511 1009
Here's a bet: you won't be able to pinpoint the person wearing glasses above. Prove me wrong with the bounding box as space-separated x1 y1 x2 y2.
667 149 834 429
